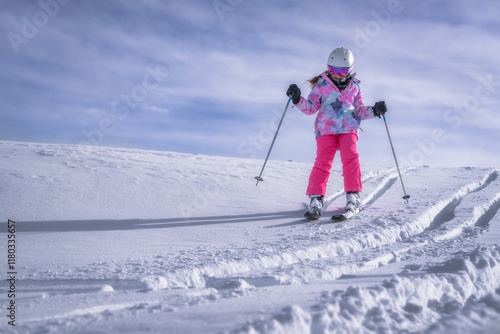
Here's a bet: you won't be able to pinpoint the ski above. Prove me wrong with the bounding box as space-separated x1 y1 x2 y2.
331 207 364 221
304 211 321 220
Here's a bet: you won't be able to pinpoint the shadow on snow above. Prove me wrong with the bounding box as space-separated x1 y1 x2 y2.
5 210 308 233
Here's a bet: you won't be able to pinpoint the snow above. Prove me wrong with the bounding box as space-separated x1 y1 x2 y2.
0 140 499 334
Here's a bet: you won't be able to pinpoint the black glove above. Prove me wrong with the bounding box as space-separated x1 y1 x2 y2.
373 101 387 118
286 84 301 104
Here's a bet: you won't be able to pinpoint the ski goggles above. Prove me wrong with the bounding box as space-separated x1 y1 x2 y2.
328 66 350 77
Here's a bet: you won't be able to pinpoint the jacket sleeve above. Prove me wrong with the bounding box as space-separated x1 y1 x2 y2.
353 88 375 120
295 84 322 115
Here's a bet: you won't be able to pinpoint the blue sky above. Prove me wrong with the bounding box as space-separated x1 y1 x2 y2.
1 0 499 167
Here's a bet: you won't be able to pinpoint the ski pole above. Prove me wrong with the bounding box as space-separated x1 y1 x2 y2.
255 97 292 186
382 114 410 204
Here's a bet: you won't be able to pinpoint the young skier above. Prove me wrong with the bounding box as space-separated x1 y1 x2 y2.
286 47 387 219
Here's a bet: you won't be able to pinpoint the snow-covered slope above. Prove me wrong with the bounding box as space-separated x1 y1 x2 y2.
0 141 499 334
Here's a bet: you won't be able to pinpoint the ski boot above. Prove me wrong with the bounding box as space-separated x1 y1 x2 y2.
304 195 324 220
345 191 361 213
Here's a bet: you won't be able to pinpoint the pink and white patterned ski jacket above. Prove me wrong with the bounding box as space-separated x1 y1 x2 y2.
295 72 375 138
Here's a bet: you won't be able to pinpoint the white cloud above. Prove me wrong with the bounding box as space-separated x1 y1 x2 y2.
0 0 499 167
144 105 170 114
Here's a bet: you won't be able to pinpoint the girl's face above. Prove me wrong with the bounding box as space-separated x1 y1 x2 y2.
328 66 349 79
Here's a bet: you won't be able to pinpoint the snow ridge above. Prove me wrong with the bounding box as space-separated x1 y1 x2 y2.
234 245 500 334
34 170 497 290
176 170 498 287
323 167 397 208
396 169 496 240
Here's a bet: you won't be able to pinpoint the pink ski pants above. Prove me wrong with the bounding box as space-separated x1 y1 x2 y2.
306 133 362 196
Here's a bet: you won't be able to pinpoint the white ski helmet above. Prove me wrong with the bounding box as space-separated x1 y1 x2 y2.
327 47 354 69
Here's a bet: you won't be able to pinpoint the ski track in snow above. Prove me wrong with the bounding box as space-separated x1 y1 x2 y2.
0 142 499 333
